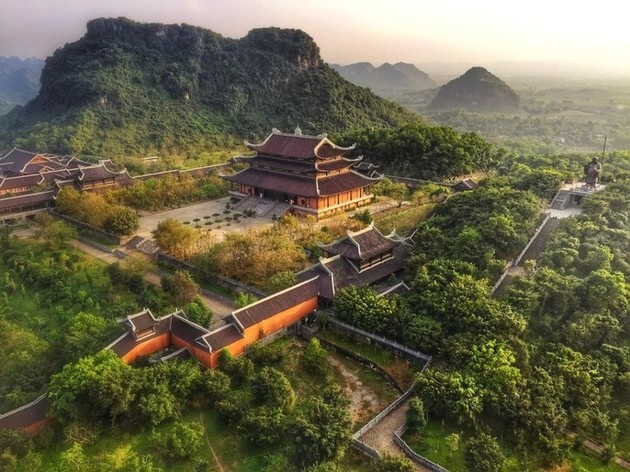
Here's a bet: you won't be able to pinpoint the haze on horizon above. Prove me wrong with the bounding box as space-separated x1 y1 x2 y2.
1 0 630 78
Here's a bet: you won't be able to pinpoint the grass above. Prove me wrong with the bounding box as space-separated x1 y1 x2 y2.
372 202 436 235
403 418 626 472
317 327 419 389
616 405 630 458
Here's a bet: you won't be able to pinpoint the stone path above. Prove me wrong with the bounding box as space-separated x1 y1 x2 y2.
359 399 431 471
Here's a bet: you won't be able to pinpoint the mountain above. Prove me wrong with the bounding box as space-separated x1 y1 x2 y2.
0 57 44 115
430 66 520 111
0 18 417 157
332 62 436 91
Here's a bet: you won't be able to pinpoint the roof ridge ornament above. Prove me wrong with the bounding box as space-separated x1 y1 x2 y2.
294 126 302 136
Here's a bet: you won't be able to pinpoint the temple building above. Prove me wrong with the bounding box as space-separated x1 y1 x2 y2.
297 223 412 304
0 148 133 218
222 128 382 218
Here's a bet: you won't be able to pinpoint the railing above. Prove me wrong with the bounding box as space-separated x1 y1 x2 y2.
394 425 450 472
514 213 552 266
490 260 514 295
327 318 432 363
353 382 417 440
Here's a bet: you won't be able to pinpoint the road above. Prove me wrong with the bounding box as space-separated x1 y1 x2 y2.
69 239 235 319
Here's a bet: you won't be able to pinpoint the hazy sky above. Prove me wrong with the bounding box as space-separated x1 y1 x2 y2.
2 0 630 76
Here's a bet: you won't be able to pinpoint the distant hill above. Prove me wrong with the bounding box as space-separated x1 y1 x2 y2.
0 57 44 115
430 67 520 111
0 18 418 157
332 62 436 91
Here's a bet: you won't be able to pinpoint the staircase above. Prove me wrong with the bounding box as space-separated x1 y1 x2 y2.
550 190 570 210
233 197 292 219
517 217 561 264
359 399 432 471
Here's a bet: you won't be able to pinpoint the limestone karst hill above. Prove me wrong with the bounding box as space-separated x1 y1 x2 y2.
430 66 520 111
0 18 418 157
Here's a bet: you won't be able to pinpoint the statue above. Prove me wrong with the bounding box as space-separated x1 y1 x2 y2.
583 156 602 190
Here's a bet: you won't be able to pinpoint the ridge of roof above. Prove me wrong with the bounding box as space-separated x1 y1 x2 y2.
231 276 320 318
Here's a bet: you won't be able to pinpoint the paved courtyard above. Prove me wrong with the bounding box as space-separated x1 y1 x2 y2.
136 197 274 241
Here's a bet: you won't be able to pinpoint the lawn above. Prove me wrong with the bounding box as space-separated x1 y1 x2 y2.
372 202 436 235
403 418 625 472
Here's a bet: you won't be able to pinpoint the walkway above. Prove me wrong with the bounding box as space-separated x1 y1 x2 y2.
359 399 431 471
70 239 234 319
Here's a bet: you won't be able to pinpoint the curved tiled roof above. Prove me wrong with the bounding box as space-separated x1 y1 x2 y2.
232 277 319 329
246 129 355 160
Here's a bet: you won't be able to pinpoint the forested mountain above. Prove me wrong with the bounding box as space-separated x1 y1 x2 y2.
332 62 436 91
0 57 44 115
430 66 520 111
0 18 417 157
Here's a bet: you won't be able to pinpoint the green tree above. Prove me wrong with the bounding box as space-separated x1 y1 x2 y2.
302 338 329 378
378 454 415 472
238 407 288 447
152 420 204 460
268 270 298 292
406 397 427 434
293 386 352 466
252 367 296 410
161 270 199 306
103 206 139 236
185 295 213 327
463 433 505 472
445 433 461 457
48 350 136 424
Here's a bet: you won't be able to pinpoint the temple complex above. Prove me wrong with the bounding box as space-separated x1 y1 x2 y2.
0 148 133 218
223 128 382 219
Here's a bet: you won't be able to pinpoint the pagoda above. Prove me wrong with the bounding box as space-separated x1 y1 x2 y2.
222 128 382 218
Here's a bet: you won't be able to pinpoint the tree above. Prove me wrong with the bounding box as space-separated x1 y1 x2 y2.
152 420 204 460
293 386 352 466
406 397 427 434
238 407 287 447
234 291 258 308
463 433 505 472
59 442 88 472
445 433 461 457
251 367 296 410
48 350 136 424
103 206 139 236
415 370 483 425
152 218 211 259
203 369 231 402
35 220 77 250
161 270 199 306
378 454 415 472
268 270 298 292
64 312 115 360
302 338 329 378
185 296 213 327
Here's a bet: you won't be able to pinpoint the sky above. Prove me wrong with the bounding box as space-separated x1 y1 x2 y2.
2 0 630 77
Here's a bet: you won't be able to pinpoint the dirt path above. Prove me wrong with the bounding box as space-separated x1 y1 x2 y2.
199 411 225 472
69 239 235 319
327 355 382 425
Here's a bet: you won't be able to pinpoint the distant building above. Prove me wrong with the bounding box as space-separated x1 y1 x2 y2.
0 148 133 218
222 128 382 219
